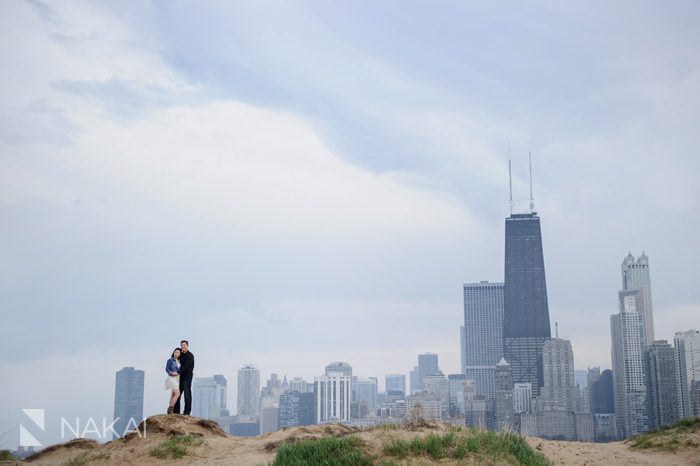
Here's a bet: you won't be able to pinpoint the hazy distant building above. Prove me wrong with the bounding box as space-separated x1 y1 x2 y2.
238 364 260 417
691 381 700 418
644 340 678 429
259 396 279 434
407 392 443 421
193 375 228 419
325 361 352 378
289 377 314 394
590 369 615 415
674 330 700 420
621 252 654 346
448 374 467 417
539 338 579 412
422 373 449 416
465 398 494 430
593 413 618 442
385 374 406 395
352 378 378 415
279 391 315 428
463 281 504 400
460 326 467 375
611 290 648 438
113 367 144 439
315 371 351 423
503 212 551 398
495 358 515 432
520 411 594 442
513 383 533 414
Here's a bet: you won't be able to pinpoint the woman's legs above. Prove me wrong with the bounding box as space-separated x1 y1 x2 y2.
169 389 180 407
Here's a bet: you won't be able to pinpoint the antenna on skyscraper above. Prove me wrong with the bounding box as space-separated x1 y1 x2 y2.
529 150 535 213
508 143 514 215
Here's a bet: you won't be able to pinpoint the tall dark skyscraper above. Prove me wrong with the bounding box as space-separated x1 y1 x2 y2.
113 367 144 439
503 212 551 397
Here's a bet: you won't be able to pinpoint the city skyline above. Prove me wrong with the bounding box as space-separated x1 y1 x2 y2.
3 0 700 451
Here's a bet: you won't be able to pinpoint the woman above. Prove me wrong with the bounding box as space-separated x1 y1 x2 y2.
164 348 181 414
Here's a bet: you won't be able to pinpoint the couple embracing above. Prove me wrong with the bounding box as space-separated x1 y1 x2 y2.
164 340 195 415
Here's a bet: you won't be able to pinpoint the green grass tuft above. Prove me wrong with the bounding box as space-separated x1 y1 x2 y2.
149 434 205 460
273 436 373 466
629 417 700 452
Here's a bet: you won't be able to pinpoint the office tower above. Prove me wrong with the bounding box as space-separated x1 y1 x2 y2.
503 212 551 398
352 378 378 415
406 393 443 420
279 391 315 428
315 370 351 423
463 281 504 400
422 373 449 416
495 358 515 432
586 367 601 412
621 252 654 345
385 374 406 395
410 367 420 394
289 377 313 394
460 326 466 375
418 353 439 386
465 398 494 430
513 383 533 414
325 361 352 378
193 375 228 419
590 369 615 415
237 364 260 418
113 367 144 439
611 291 648 438
259 396 279 434
448 374 467 417
691 381 700 418
644 341 679 429
674 329 700 419
539 338 579 412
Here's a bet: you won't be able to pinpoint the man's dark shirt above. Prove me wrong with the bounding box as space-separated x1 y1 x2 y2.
178 351 195 377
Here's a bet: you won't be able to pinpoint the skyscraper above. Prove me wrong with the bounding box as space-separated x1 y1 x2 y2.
621 252 654 346
237 364 260 418
503 212 551 397
315 371 351 423
590 369 615 415
611 291 648 438
352 378 378 415
279 391 315 428
674 329 700 419
539 338 579 413
193 375 228 419
385 374 406 395
113 367 144 439
325 361 352 378
463 281 504 399
644 340 678 429
495 358 515 432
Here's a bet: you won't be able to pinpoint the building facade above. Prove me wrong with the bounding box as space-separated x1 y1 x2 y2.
113 367 144 439
463 281 504 400
611 291 648 438
539 338 579 412
503 213 551 398
278 391 315 428
644 340 678 429
621 252 654 346
385 374 406 395
237 364 260 417
674 329 700 420
193 375 228 420
495 358 515 432
315 372 351 423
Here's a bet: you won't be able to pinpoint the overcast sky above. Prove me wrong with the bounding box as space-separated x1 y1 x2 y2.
1 0 699 449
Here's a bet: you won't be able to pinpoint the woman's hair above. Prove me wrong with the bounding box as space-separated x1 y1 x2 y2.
171 348 181 358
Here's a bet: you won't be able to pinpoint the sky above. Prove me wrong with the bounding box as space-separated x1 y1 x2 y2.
1 0 699 449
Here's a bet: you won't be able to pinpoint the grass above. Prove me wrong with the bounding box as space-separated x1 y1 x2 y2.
628 417 700 452
0 450 17 461
149 434 205 460
382 429 551 466
60 451 111 466
272 436 373 466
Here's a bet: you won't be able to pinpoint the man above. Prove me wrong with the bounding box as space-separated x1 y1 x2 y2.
174 340 195 415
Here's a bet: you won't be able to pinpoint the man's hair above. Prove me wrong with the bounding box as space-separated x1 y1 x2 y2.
181 340 189 345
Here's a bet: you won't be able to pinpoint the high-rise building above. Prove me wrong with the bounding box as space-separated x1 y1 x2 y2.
193 375 228 419
621 252 654 346
513 383 533 414
460 326 467 375
503 212 551 398
278 391 315 428
463 281 504 400
674 329 700 419
409 366 420 395
418 354 439 387
422 373 449 416
259 396 279 434
644 340 678 429
237 364 260 417
539 338 579 413
325 361 352 378
590 369 615 415
385 374 406 395
289 377 313 394
447 374 467 417
495 358 515 432
352 378 378 415
113 367 144 439
611 291 648 438
315 370 351 423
